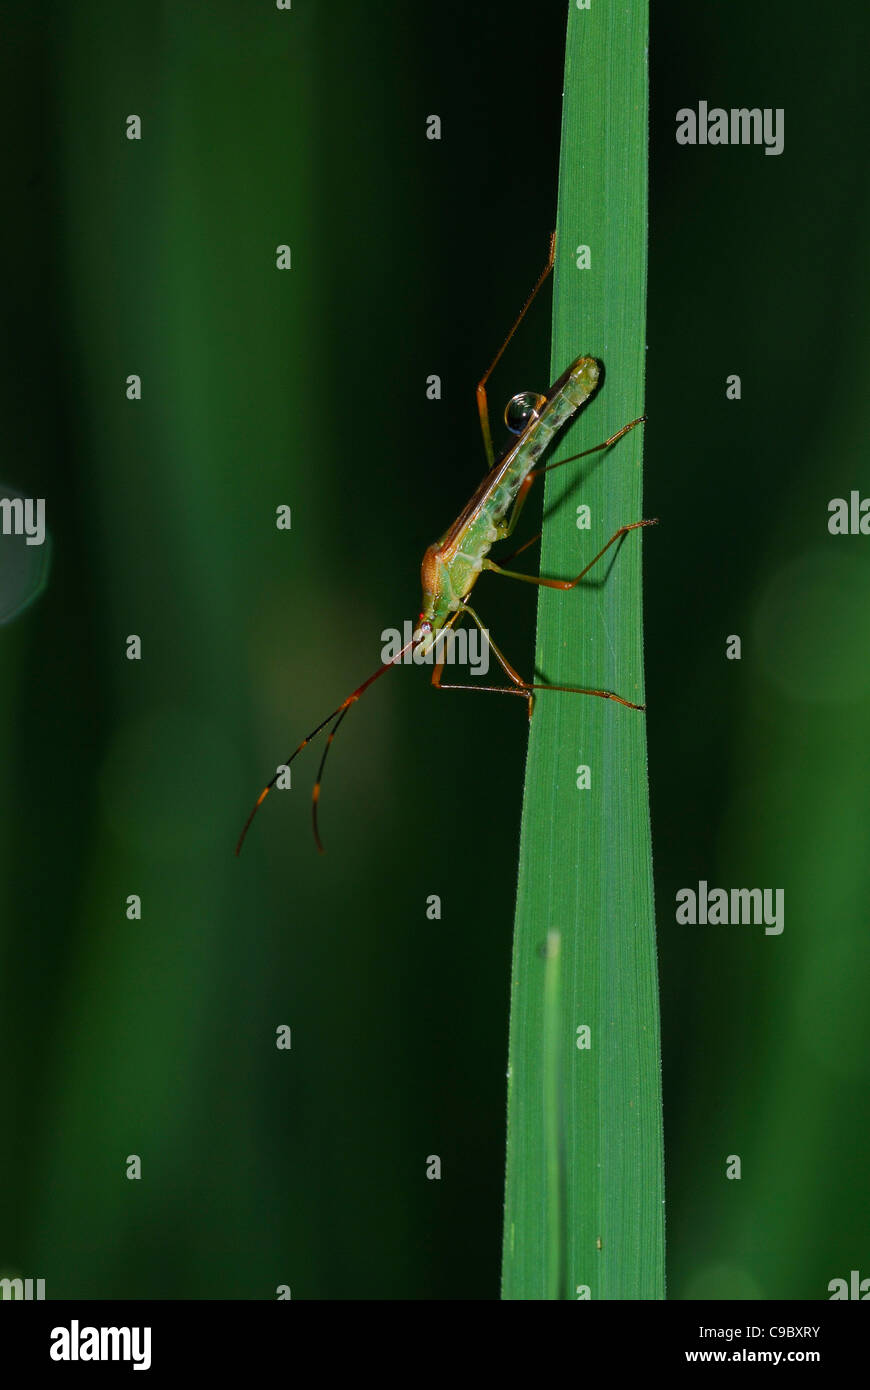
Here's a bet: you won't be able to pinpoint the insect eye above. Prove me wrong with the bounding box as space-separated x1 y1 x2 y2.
504 391 546 435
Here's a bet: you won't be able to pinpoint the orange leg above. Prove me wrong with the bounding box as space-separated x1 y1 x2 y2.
483 519 658 590
476 233 556 468
431 603 647 715
494 414 648 545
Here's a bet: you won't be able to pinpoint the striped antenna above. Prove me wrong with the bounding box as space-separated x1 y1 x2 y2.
235 634 417 856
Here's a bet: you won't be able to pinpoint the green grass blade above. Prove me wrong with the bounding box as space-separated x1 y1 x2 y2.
501 0 664 1300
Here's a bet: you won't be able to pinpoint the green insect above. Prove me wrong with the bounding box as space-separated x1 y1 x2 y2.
236 236 656 855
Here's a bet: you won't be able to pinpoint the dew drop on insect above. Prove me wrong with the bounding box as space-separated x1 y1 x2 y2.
504 391 544 435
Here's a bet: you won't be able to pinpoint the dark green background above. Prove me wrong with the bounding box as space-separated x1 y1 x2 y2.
1 0 868 1299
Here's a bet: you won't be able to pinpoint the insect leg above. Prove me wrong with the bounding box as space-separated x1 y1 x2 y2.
493 415 646 546
431 605 534 716
483 519 658 589
476 233 556 469
498 529 542 567
432 605 647 711
535 415 647 479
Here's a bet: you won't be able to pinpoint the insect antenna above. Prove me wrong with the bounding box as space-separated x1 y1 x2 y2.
235 634 417 857
234 704 344 856
311 702 353 853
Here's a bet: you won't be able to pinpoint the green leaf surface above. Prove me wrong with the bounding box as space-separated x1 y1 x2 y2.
502 0 664 1301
